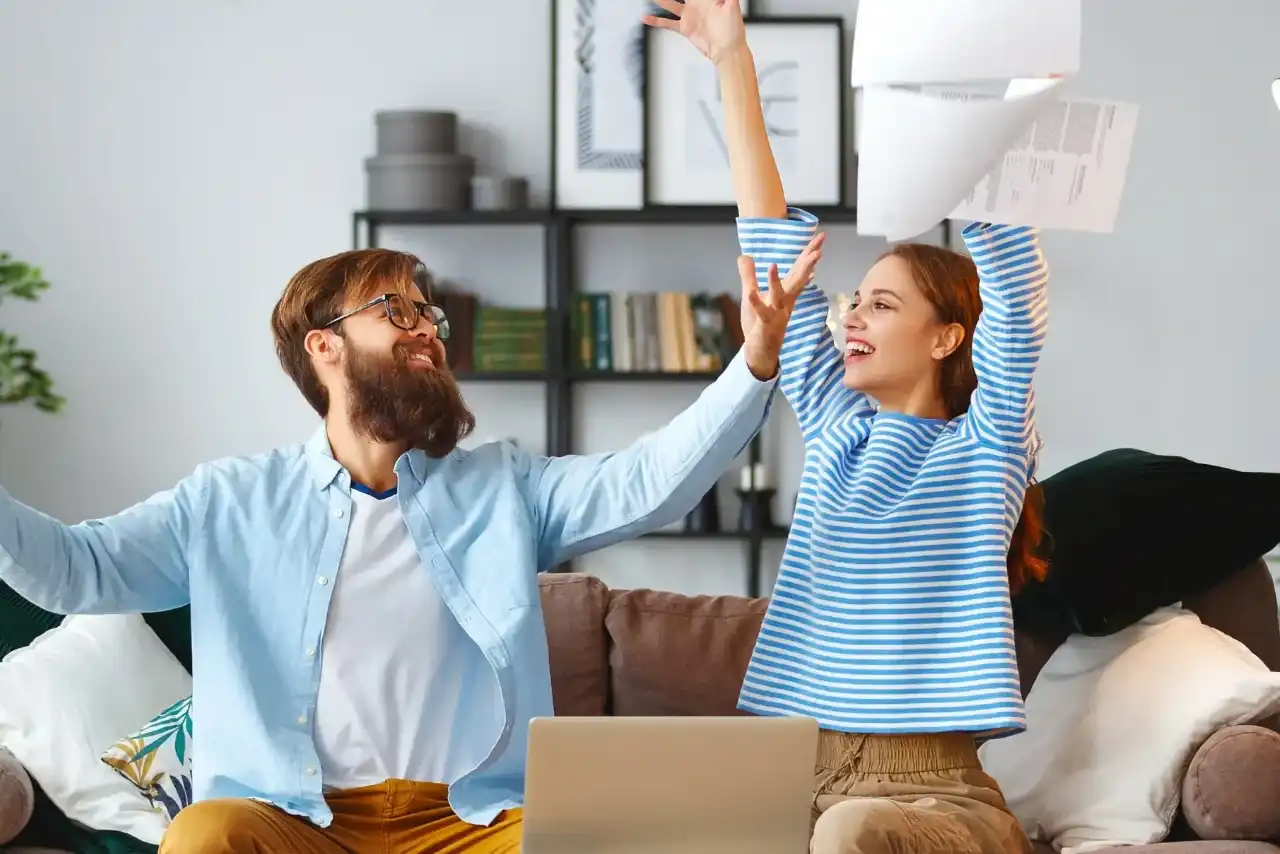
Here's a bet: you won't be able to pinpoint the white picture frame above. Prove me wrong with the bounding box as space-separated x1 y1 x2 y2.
552 0 751 210
643 17 846 208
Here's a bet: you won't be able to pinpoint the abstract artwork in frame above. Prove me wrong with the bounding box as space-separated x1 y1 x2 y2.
644 17 846 208
552 0 750 209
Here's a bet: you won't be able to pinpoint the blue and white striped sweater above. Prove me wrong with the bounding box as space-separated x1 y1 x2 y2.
735 208 1048 737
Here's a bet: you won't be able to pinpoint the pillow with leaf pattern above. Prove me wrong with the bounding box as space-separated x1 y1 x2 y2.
100 694 193 822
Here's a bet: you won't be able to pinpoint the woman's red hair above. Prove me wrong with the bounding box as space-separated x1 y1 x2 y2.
877 242 1048 594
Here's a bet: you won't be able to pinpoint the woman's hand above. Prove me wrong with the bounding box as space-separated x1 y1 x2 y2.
739 232 826 381
641 0 747 66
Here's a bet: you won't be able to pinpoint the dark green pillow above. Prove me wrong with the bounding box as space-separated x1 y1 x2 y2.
1013 448 1280 637
0 580 191 672
0 580 65 658
143 606 192 674
12 776 157 854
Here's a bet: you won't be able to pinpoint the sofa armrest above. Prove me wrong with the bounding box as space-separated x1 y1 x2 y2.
0 746 34 845
1183 724 1280 841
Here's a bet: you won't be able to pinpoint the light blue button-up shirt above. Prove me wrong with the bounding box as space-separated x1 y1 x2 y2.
0 350 777 827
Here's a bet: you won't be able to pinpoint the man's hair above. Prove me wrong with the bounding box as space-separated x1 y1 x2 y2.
270 248 424 417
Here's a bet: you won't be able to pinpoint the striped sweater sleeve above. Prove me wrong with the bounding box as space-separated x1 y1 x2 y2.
736 208 869 440
960 222 1049 450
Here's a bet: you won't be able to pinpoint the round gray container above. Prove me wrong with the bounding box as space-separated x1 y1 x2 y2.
472 176 530 210
366 153 476 211
375 110 458 155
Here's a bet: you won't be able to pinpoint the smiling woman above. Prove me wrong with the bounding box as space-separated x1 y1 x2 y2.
643 0 1058 850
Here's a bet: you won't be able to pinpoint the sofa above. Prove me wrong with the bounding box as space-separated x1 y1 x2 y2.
4 568 1280 854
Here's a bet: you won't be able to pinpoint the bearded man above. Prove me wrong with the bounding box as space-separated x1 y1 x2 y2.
0 239 824 854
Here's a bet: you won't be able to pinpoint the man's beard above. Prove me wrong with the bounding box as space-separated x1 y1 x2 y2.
343 340 475 458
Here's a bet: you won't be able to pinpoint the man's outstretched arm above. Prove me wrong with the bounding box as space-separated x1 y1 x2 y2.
527 242 822 570
528 347 776 569
0 468 204 614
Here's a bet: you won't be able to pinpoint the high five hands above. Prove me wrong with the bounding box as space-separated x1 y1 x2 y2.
641 0 746 65
739 233 826 381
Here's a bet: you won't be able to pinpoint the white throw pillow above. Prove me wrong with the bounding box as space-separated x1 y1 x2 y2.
979 608 1280 854
0 614 192 845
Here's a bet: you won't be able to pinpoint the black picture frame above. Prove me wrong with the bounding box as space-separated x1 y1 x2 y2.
641 16 849 210
550 0 753 210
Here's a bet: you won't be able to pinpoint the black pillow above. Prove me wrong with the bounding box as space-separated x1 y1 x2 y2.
1013 448 1280 638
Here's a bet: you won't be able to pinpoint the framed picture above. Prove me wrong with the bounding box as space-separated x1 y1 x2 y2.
643 17 847 208
552 0 750 209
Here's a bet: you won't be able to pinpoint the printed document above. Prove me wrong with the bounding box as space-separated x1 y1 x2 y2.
849 0 1138 240
950 97 1140 232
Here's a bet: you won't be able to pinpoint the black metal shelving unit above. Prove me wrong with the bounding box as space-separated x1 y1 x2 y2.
350 206 954 597
347 0 955 598
351 207 831 597
350 206 953 598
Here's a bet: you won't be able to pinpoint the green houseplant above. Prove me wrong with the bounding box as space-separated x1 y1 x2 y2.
0 252 64 414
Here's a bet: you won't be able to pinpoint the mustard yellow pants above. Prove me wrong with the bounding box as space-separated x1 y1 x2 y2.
810 730 1032 854
158 779 522 854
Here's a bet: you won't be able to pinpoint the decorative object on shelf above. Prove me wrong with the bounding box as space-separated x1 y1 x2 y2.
471 176 530 211
365 110 475 211
552 0 751 209
643 16 847 208
735 462 778 533
0 253 64 415
377 109 459 154
683 487 721 534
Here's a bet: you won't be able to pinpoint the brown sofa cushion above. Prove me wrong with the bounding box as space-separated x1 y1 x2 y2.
605 588 766 716
1183 725 1280 841
538 573 610 716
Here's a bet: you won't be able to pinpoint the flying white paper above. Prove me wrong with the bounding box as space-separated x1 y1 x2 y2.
950 97 1140 232
850 0 1081 87
857 79 1065 241
850 0 1138 240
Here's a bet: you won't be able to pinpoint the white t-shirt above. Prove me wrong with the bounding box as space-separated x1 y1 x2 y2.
313 485 499 789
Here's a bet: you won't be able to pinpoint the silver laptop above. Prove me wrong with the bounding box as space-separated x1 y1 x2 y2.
522 715 818 854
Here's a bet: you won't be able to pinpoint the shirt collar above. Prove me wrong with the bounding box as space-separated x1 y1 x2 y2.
303 424 430 490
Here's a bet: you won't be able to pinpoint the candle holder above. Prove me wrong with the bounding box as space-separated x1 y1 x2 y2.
735 487 777 533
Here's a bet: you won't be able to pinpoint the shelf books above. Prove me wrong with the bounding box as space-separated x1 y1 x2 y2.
570 291 744 374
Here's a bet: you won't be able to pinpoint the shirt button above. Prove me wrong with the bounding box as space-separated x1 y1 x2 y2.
297 714 308 725
333 508 344 518
306 647 316 658
305 766 317 776
317 576 329 586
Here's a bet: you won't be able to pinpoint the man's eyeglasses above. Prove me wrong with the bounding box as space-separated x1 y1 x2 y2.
325 293 450 341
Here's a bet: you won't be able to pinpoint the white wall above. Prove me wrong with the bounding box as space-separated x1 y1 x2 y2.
1 0 1279 599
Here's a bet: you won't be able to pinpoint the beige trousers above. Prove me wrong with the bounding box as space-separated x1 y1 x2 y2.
810 730 1032 854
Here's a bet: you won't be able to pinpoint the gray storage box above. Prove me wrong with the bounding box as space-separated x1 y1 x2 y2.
365 153 475 211
375 110 458 156
471 176 530 210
